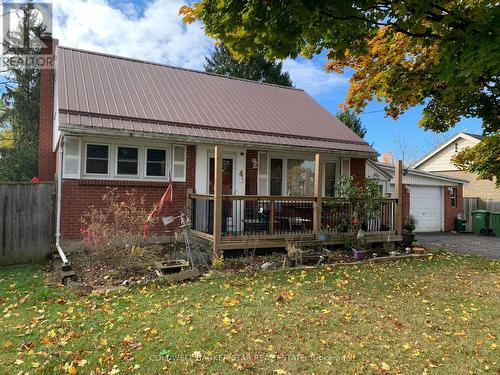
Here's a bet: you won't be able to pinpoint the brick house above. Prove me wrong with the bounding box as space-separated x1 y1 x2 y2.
39 36 409 252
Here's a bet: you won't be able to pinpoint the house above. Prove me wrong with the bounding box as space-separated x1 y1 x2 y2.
38 36 407 253
367 161 466 232
411 132 498 199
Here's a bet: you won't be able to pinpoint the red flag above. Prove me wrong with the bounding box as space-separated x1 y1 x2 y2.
143 180 173 238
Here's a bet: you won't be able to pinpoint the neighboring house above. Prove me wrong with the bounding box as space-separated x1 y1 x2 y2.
38 36 407 252
412 132 498 199
371 162 467 232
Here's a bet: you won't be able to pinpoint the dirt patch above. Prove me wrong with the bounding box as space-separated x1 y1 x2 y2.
67 242 188 289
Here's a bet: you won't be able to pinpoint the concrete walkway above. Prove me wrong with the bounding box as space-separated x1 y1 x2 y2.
416 232 500 259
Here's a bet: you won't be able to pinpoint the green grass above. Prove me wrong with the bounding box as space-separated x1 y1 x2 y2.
0 253 499 374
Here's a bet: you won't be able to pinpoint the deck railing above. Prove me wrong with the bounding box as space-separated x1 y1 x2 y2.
190 194 214 237
189 194 397 240
321 198 396 233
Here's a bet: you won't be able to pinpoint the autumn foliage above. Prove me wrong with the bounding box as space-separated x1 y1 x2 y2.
182 0 499 183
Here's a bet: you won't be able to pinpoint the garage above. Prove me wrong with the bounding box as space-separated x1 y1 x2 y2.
409 185 443 232
369 161 467 232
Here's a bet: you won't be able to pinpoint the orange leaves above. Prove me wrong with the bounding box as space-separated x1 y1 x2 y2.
2 340 12 349
179 3 203 24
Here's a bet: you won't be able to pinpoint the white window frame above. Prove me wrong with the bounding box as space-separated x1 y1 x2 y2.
115 145 140 177
172 144 187 182
62 136 81 179
322 160 338 197
84 142 110 177
269 157 285 196
144 147 170 179
450 187 457 207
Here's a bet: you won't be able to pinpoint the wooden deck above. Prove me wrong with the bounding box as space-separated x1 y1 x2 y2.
189 147 405 254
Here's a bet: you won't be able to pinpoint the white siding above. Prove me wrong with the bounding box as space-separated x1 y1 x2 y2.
418 137 476 172
366 162 390 195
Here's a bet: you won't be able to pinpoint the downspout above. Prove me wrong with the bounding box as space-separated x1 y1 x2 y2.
55 134 68 265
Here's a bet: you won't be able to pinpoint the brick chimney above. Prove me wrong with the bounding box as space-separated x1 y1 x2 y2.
38 34 57 181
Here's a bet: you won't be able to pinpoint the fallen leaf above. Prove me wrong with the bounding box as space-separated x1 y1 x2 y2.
2 341 12 349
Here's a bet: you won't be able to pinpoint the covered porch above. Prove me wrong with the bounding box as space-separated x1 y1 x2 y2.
189 147 405 254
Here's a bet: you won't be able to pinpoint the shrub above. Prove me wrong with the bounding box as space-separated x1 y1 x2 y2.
80 188 157 252
403 215 416 233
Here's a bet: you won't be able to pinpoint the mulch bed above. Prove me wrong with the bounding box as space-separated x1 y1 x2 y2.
67 242 183 289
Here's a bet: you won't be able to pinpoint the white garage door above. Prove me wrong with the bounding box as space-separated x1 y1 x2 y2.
410 186 443 232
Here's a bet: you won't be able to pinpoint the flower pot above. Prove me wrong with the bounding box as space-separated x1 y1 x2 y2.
284 256 296 267
318 233 331 242
353 247 366 261
402 232 415 247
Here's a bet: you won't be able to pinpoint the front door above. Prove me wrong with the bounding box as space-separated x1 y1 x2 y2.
209 158 234 233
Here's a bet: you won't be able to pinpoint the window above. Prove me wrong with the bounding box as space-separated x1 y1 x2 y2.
172 145 186 181
324 162 336 197
257 152 268 195
270 158 283 195
287 159 314 196
116 146 138 175
450 187 457 207
85 144 109 174
146 148 167 177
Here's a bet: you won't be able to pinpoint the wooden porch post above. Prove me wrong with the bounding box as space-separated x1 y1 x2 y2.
394 159 403 235
213 146 223 255
313 153 323 238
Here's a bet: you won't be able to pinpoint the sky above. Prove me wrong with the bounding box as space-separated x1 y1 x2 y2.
49 0 483 162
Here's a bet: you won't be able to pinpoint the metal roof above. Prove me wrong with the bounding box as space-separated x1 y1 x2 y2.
57 46 375 154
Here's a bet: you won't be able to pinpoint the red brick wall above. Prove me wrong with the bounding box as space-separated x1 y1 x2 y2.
350 158 366 186
444 185 463 232
61 145 196 239
402 184 410 225
38 36 57 181
245 150 258 195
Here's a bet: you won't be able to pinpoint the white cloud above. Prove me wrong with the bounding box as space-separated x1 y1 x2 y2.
282 59 348 95
53 0 213 69
51 0 347 92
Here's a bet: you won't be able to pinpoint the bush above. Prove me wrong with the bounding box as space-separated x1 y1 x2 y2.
80 188 156 253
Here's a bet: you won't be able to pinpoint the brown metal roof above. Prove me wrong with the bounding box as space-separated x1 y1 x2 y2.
57 46 375 154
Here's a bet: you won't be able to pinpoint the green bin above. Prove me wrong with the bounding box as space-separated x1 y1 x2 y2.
454 218 467 233
489 212 500 236
471 210 489 235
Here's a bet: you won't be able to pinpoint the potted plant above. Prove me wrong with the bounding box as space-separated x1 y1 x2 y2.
318 225 332 242
402 216 416 247
353 229 369 261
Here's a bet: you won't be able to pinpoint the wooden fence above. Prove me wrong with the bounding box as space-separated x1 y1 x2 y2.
0 183 54 266
463 197 500 232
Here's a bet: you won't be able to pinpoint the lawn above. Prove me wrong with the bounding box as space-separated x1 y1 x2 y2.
0 253 498 374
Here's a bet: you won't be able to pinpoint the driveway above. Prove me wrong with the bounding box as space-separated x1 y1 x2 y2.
416 232 500 259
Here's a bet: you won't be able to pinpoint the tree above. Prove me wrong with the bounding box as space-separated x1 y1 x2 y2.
204 43 292 87
180 1 499 183
0 3 44 181
453 134 500 187
336 110 366 139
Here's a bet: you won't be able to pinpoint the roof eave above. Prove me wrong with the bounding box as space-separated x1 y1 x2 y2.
59 123 378 157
